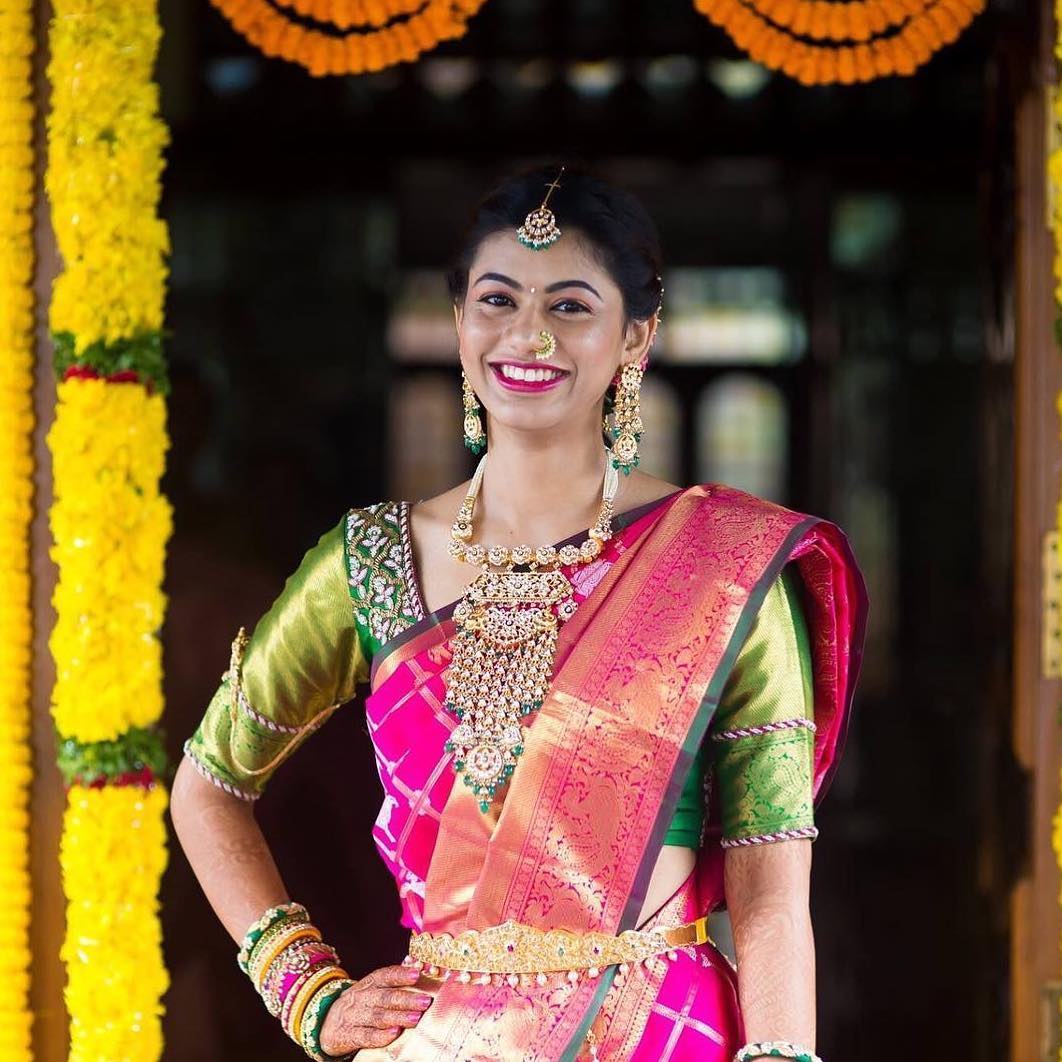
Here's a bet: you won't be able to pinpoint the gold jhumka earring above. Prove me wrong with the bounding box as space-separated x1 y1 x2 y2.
461 368 486 455
517 167 565 250
607 362 645 475
604 278 662 475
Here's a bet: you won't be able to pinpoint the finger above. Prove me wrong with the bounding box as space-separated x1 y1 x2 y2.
358 1004 413 1029
368 988 433 1010
384 1009 424 1029
363 964 421 988
352 1026 402 1049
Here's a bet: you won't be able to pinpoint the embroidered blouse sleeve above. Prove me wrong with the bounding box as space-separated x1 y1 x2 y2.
708 562 817 846
182 513 369 801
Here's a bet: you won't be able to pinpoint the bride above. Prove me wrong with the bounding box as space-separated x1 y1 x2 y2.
171 163 867 1062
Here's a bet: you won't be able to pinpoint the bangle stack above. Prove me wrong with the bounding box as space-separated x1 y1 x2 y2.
734 1042 824 1062
238 902 356 1061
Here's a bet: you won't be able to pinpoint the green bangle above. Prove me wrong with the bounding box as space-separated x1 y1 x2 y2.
237 902 309 974
733 1042 823 1062
299 975 355 1061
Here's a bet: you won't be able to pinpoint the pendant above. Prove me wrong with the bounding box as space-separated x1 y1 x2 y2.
444 568 578 812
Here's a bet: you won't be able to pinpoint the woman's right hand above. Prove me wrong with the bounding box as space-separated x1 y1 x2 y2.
318 964 432 1055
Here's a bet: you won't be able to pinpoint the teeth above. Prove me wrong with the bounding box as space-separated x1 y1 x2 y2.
498 364 563 382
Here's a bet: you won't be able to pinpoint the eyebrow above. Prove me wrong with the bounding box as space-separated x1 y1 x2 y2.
472 271 602 301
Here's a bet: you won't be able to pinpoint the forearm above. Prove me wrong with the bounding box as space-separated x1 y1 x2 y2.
724 840 816 1048
170 754 289 945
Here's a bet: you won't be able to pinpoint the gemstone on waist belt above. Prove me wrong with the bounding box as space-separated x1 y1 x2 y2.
405 916 709 979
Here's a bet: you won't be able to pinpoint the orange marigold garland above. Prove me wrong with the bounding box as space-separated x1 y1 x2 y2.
209 0 489 77
693 0 985 85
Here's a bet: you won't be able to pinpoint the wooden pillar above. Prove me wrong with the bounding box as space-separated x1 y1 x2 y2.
1011 2 1062 1057
27 0 68 1058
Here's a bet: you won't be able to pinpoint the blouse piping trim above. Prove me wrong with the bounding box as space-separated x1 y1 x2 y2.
398 500 427 623
710 717 817 742
720 825 818 847
182 740 260 802
234 685 308 735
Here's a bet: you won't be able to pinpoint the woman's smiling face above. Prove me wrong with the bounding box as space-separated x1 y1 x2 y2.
454 229 649 434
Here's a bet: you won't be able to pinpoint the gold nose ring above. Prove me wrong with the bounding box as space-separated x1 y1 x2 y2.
532 330 556 360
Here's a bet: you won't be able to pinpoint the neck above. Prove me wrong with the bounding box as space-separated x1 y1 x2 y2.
471 412 620 543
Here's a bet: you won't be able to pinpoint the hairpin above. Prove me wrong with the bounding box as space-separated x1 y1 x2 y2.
517 166 565 250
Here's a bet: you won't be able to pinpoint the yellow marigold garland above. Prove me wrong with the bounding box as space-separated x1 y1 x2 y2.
45 0 169 352
693 0 985 85
209 0 489 77
0 0 35 1056
60 785 169 1062
46 0 172 1057
48 379 172 743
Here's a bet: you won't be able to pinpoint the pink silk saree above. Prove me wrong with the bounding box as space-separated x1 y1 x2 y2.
360 483 867 1061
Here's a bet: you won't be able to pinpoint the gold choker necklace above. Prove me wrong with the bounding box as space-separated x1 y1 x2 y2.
444 450 620 811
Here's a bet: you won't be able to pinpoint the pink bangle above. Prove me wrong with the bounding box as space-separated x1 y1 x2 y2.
262 941 340 1017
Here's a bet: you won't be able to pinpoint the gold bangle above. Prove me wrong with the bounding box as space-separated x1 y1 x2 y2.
237 901 309 973
253 924 321 992
279 961 334 1036
246 917 296 984
252 924 321 992
246 911 313 977
262 940 340 1017
300 976 356 1058
288 965 349 1045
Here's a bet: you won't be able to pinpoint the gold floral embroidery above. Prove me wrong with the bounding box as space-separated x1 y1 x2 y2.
344 501 424 654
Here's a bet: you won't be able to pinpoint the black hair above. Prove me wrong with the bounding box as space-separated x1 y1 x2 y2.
446 163 664 325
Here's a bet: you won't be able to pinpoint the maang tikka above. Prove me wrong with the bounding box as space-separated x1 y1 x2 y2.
517 167 565 250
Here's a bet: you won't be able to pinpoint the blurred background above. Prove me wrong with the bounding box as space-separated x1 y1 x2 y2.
152 0 1033 1057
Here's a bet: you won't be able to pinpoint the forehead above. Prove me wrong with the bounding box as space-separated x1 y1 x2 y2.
467 228 614 289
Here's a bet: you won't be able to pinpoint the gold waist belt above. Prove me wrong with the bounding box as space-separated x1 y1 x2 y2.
406 915 709 985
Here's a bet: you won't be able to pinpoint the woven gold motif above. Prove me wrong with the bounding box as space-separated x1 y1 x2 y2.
407 916 708 977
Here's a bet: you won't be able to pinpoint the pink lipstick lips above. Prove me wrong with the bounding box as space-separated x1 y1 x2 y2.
489 361 570 393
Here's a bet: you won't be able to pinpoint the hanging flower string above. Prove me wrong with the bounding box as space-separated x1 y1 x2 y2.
208 0 489 77
693 0 985 85
0 0 36 1056
45 0 173 1057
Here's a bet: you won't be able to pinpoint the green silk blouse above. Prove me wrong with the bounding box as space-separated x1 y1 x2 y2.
184 503 817 849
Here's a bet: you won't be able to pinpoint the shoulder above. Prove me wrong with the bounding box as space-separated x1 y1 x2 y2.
406 482 470 536
692 481 826 536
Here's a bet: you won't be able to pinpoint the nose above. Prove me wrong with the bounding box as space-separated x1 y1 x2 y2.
500 302 551 357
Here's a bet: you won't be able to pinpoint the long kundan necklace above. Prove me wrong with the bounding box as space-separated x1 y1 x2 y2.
444 448 620 812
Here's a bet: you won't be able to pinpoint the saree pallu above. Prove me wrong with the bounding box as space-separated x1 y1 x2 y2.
361 483 868 1061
